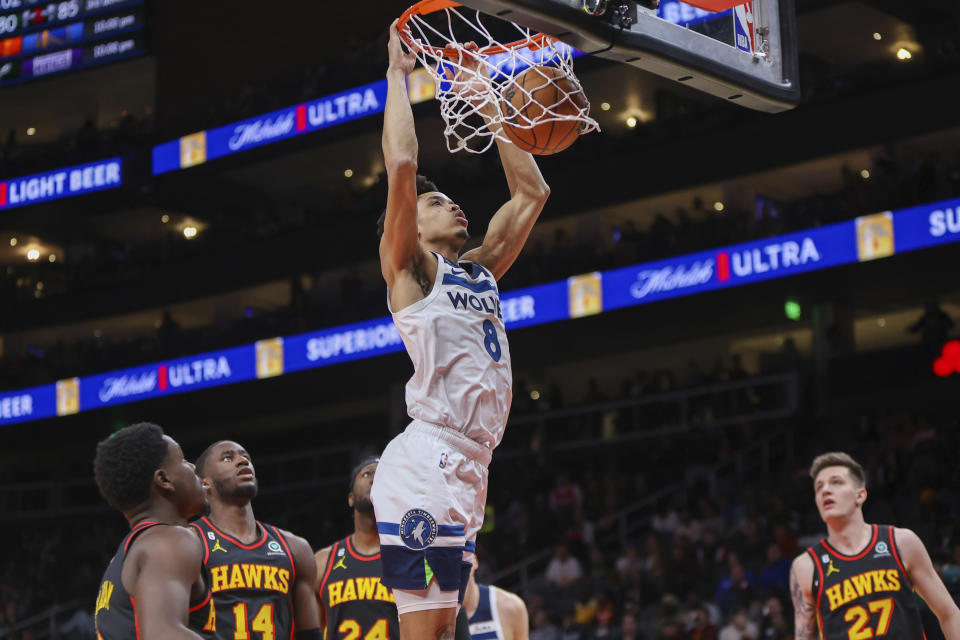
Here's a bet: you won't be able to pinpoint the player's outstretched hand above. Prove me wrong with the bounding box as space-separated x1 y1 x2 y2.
388 19 416 76
447 42 493 108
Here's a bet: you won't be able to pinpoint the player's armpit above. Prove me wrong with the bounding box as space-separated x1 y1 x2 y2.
790 554 819 640
283 531 322 630
131 526 206 640
895 528 960 639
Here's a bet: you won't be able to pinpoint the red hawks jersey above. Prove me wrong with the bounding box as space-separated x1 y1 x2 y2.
191 517 296 640
389 252 512 450
807 524 926 640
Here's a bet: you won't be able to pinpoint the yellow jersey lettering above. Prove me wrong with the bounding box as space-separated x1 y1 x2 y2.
826 584 844 611
375 580 394 602
242 563 264 589
95 581 114 614
263 566 280 591
871 570 889 591
886 569 901 591
841 580 858 604
211 566 230 593
228 564 245 590
203 599 216 632
850 573 874 598
356 577 376 600
342 578 357 602
328 581 343 607
277 568 291 593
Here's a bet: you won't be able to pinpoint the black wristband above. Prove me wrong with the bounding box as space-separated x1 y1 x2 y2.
297 629 324 640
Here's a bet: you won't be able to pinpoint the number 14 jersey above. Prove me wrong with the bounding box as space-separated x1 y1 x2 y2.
807 524 925 639
191 517 295 640
390 252 512 450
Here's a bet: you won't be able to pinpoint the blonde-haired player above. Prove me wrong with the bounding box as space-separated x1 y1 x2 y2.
790 451 960 639
373 17 549 640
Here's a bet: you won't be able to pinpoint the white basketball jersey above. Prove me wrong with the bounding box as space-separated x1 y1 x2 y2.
389 252 512 450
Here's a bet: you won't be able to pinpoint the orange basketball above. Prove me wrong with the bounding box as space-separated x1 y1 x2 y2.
500 65 587 156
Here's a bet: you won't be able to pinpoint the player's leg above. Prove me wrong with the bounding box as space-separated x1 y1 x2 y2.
370 424 474 640
393 584 458 640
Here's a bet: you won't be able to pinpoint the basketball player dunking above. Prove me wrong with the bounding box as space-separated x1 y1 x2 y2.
372 19 550 640
315 458 400 640
791 452 960 639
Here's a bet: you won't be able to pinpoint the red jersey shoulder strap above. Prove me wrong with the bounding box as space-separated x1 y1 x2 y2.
267 523 296 583
124 521 160 553
318 539 342 597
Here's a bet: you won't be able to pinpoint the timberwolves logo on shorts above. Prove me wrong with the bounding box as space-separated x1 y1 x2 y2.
400 509 438 550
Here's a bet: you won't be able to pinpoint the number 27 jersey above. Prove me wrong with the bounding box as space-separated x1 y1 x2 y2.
390 252 512 450
808 524 925 639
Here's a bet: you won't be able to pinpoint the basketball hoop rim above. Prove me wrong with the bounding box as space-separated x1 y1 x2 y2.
397 0 557 58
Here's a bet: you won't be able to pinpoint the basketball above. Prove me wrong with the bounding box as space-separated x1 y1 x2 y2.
500 65 587 155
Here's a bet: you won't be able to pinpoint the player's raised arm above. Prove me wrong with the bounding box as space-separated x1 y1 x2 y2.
131 527 206 640
379 19 423 287
895 527 960 639
458 49 550 280
790 553 819 640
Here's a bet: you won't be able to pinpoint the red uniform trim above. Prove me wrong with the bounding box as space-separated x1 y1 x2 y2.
200 516 267 549
318 540 340 597
888 525 913 588
270 524 297 584
190 522 211 565
346 535 380 561
188 591 212 613
124 521 159 552
822 524 878 561
130 596 141 640
807 548 826 639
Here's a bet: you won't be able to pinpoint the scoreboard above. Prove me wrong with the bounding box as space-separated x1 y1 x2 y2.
0 0 145 87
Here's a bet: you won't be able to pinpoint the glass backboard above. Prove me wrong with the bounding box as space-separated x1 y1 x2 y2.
456 0 799 112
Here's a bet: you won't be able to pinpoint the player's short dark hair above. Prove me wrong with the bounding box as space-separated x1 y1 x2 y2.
194 440 225 477
94 422 169 511
376 175 439 238
349 456 380 492
809 451 866 487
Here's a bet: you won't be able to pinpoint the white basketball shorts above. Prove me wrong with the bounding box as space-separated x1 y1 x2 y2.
370 420 491 604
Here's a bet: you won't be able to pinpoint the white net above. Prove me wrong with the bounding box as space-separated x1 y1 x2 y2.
399 1 600 154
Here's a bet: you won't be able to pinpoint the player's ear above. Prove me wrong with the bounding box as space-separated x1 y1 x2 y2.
856 486 867 505
201 478 211 492
154 467 174 492
348 492 355 508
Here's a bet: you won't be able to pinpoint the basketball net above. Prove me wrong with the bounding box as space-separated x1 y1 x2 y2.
398 1 599 154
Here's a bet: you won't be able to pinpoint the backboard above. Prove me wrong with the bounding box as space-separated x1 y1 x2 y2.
455 0 799 112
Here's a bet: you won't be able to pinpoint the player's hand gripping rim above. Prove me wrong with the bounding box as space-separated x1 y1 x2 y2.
388 19 417 76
